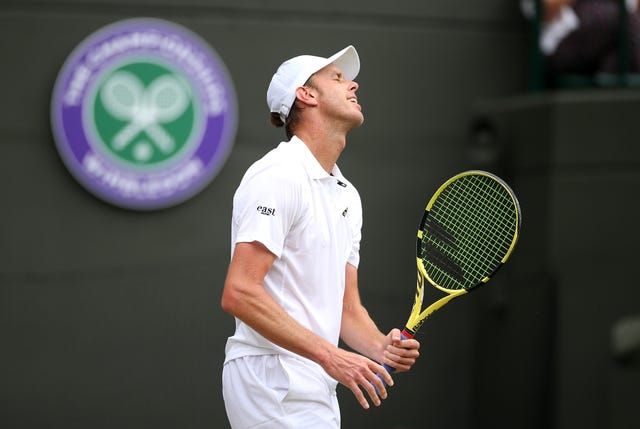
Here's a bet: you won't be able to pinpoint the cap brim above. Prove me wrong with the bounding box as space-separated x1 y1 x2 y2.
328 45 360 81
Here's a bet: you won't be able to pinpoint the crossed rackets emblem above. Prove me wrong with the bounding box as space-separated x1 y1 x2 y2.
100 71 191 159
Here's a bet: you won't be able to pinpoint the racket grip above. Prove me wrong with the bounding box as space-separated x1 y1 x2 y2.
376 329 414 387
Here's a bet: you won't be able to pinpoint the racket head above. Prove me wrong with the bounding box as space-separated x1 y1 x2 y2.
417 170 521 294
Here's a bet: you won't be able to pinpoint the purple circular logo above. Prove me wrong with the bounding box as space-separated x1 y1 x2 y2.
51 18 237 210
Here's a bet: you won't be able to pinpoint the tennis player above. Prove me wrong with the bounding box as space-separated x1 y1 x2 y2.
221 45 420 428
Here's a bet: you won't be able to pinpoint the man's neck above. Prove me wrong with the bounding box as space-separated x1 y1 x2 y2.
295 128 347 174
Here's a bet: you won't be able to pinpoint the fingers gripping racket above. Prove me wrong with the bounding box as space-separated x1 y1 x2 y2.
381 170 521 380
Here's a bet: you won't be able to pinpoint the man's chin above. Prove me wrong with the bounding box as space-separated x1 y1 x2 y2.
352 113 365 128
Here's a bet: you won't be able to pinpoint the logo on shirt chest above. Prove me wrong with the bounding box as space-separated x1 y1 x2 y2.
257 205 276 216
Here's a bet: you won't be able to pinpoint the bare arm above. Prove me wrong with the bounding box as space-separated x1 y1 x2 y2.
221 241 325 358
220 241 393 409
340 264 420 373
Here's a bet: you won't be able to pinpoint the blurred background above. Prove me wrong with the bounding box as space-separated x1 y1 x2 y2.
1 0 639 428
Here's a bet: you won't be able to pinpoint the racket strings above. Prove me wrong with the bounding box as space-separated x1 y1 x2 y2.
422 240 466 283
455 179 514 268
420 174 518 290
450 178 514 279
442 176 515 281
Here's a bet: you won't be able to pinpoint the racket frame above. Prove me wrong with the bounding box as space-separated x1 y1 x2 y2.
403 170 521 335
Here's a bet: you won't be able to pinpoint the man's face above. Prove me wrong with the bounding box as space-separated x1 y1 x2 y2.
308 64 364 129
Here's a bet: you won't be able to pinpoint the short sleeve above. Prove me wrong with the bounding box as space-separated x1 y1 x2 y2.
232 166 302 258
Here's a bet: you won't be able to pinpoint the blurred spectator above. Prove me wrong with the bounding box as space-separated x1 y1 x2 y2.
522 0 640 76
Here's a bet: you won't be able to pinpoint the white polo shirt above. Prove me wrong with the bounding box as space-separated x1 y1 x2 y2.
224 136 363 364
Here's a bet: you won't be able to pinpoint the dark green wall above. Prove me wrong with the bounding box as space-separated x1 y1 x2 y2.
470 91 640 429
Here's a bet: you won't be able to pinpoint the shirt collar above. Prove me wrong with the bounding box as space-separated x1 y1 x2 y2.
285 136 345 181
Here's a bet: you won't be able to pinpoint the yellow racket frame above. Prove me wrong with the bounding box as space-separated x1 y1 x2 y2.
404 170 521 335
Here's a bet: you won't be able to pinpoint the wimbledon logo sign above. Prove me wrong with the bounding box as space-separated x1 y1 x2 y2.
51 18 237 210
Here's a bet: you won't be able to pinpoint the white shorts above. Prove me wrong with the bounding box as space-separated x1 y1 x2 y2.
222 354 340 429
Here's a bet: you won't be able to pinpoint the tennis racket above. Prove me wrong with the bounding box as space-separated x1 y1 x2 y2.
381 170 521 381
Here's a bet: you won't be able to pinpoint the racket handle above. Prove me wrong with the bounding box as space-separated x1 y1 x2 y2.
377 329 414 387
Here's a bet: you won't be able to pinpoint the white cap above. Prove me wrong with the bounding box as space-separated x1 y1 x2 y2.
266 45 360 122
